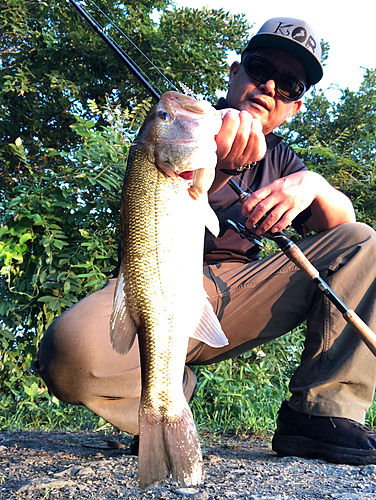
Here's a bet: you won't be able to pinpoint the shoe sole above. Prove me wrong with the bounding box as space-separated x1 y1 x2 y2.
272 434 376 465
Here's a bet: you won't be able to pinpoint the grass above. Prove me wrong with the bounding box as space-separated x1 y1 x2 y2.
0 393 107 432
191 326 304 436
1 324 376 435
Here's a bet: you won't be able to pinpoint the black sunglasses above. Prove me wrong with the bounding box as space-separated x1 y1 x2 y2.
242 55 306 101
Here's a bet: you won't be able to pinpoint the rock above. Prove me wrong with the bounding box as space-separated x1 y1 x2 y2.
74 466 96 477
17 477 73 492
173 487 209 498
361 464 376 476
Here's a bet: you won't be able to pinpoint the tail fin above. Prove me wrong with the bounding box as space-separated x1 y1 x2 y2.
138 402 203 490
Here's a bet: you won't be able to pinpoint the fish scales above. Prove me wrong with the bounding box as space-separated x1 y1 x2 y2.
110 92 228 490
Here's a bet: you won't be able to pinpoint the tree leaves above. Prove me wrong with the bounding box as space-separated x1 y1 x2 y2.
0 0 250 186
280 70 376 228
0 97 133 395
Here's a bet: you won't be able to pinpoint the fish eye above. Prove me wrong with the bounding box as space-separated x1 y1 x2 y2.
157 110 171 122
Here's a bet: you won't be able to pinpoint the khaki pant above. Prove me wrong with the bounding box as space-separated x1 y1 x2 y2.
35 222 376 434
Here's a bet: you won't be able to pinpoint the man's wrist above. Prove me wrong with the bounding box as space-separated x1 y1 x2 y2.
220 162 258 176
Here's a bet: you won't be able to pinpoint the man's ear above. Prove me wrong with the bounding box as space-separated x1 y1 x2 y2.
289 99 303 117
228 61 242 84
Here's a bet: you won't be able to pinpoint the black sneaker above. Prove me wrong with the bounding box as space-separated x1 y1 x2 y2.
272 400 376 465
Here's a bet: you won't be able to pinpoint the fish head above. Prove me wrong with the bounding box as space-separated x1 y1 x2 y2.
136 91 222 200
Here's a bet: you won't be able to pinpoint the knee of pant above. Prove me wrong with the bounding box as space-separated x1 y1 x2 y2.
37 316 88 405
333 222 376 247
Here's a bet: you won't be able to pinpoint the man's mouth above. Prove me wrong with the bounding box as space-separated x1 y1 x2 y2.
248 97 269 111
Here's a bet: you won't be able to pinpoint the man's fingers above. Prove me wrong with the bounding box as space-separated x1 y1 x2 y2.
216 109 240 160
216 110 266 168
243 118 266 164
241 186 271 217
242 187 296 233
270 210 297 233
253 207 298 234
235 111 253 160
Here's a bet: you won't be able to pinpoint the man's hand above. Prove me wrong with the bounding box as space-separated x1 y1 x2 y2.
241 171 356 235
216 109 266 169
209 109 267 194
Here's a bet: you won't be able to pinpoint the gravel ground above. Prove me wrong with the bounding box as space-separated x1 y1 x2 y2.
1 429 376 499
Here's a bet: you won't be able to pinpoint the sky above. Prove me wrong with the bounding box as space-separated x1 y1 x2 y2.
174 0 375 102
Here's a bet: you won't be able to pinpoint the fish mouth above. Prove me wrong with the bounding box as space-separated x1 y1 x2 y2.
179 171 193 181
159 166 213 201
157 163 196 185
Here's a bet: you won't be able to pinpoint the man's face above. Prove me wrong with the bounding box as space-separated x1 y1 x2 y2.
226 47 308 135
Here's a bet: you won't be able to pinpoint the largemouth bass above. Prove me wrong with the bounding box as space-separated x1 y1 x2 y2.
110 91 228 490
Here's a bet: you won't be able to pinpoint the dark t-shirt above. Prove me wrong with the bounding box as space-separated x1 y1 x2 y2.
204 98 310 265
113 98 311 276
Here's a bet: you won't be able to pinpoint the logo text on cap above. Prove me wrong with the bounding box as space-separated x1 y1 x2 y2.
274 22 317 54
292 27 307 43
305 36 317 54
274 22 294 37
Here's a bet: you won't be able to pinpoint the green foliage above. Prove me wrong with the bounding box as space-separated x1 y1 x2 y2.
2 0 376 436
0 347 106 432
280 69 376 228
155 7 250 98
0 0 250 176
0 98 141 402
0 389 107 431
191 326 305 435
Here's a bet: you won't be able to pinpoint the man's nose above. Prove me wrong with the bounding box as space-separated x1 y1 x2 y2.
257 78 276 97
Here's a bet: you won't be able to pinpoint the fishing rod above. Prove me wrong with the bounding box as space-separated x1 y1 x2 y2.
68 0 161 101
68 0 376 356
227 178 376 356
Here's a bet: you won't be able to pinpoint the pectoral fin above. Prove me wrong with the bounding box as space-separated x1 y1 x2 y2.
191 298 228 348
110 270 138 355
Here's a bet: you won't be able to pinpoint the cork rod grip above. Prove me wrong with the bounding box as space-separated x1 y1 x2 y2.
283 245 319 280
344 310 376 357
283 242 376 357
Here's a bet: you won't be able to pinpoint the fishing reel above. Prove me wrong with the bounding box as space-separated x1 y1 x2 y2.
225 178 293 252
225 218 264 253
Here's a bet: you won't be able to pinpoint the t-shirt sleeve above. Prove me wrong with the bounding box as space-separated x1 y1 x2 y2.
272 142 307 177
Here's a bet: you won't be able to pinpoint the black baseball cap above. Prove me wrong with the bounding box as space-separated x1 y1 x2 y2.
242 17 324 86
